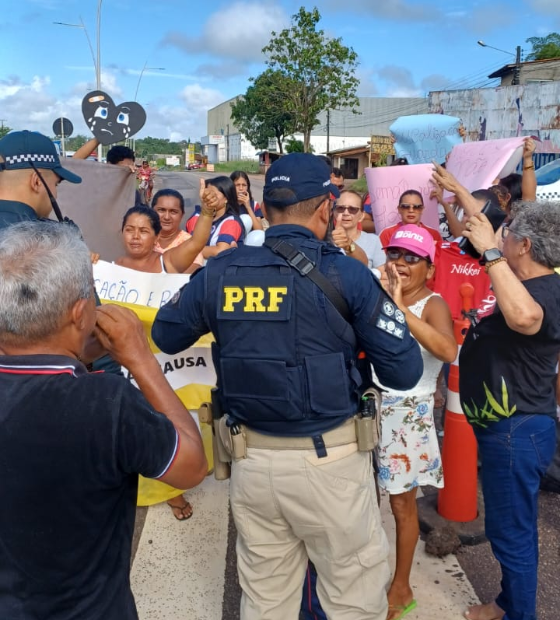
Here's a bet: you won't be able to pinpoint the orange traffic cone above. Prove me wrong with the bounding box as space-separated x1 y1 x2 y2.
437 283 478 522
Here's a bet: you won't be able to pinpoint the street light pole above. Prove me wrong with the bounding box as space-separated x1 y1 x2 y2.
477 40 522 85
55 1 103 160
96 0 103 161
134 61 166 101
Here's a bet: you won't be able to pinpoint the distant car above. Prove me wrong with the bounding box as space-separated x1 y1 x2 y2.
186 162 202 170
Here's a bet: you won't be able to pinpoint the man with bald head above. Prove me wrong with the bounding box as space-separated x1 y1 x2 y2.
0 130 81 229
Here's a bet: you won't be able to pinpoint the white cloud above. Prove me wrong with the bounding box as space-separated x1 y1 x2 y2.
377 65 419 95
318 0 440 21
135 84 227 141
0 71 222 141
473 5 515 32
529 0 560 16
373 65 452 97
161 1 289 63
355 67 379 96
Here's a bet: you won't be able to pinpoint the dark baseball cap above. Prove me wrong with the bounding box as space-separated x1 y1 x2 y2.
263 153 340 208
0 130 81 183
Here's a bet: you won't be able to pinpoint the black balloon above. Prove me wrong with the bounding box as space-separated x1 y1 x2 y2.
82 91 146 145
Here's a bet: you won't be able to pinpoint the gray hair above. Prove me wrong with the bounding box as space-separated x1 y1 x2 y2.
0 221 93 344
509 201 560 268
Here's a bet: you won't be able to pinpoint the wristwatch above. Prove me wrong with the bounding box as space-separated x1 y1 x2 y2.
479 248 502 266
347 242 356 254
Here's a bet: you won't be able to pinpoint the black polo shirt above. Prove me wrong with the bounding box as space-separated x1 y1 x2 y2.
0 199 38 229
0 355 179 620
460 273 560 427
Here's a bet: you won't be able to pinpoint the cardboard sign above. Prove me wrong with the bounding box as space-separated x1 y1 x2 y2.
56 158 137 262
82 90 146 145
365 164 439 233
93 260 190 308
444 137 525 197
390 114 462 165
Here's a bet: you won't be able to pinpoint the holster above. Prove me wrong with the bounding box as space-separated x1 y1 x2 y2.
355 386 382 452
197 389 231 481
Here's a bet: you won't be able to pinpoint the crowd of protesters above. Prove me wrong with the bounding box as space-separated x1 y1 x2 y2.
0 127 558 620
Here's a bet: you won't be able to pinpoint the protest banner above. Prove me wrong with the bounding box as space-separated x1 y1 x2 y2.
390 114 462 165
444 137 525 198
365 164 439 233
93 260 190 308
94 262 216 505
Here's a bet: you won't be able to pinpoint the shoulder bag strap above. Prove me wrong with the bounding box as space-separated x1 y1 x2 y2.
263 237 351 323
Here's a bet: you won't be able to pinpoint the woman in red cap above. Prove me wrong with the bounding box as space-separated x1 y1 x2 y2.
376 224 457 620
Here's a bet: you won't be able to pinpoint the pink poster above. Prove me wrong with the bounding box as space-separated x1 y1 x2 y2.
365 164 439 234
444 137 525 198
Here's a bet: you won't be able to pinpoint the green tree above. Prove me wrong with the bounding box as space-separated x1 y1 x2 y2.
262 6 359 153
134 136 185 160
231 70 296 154
526 32 560 60
62 135 90 152
0 125 13 139
285 137 304 153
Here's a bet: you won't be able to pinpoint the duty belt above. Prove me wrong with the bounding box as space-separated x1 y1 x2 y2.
244 418 357 451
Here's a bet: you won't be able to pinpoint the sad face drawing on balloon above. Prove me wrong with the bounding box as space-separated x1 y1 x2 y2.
82 91 146 145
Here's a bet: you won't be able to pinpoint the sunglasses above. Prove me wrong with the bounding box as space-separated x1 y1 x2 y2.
334 205 360 215
386 249 428 264
399 203 424 210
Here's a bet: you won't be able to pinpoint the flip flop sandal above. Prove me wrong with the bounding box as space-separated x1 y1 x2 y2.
167 500 193 521
388 599 417 620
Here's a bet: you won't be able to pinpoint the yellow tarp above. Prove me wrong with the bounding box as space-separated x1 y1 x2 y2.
107 301 214 506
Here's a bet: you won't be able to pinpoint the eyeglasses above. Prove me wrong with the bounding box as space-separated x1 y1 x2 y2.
386 249 428 264
501 221 511 239
398 203 424 210
334 205 360 215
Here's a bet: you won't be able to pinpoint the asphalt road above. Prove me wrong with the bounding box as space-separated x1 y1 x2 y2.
155 170 264 221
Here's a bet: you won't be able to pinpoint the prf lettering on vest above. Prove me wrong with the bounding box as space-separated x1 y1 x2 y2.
223 286 288 312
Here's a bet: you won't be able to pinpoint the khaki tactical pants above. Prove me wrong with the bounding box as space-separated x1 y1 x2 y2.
230 443 390 620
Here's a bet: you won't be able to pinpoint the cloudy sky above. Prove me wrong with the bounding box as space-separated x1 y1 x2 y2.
1 0 559 142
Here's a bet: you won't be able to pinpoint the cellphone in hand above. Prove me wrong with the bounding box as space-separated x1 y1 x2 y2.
458 200 507 259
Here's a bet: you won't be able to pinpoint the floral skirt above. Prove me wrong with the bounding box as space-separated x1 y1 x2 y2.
376 394 444 494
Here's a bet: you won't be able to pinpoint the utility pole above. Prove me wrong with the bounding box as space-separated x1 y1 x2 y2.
512 45 522 85
226 123 230 162
326 109 330 155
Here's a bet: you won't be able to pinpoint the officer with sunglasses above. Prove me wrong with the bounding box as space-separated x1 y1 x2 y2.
0 130 122 375
379 190 442 260
0 130 81 230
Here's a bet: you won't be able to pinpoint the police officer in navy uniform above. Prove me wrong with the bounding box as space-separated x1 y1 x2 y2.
152 153 423 620
0 129 121 374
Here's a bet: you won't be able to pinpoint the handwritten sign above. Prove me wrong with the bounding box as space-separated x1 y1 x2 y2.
365 164 439 233
390 114 462 165
370 134 395 156
93 260 190 308
445 137 525 198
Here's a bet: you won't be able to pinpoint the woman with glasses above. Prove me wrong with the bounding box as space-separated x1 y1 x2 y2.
376 224 456 620
379 190 442 259
331 190 386 273
459 202 560 620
